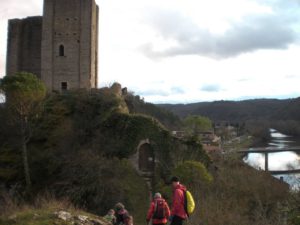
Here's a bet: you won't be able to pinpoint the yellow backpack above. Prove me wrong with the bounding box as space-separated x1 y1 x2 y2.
184 190 195 216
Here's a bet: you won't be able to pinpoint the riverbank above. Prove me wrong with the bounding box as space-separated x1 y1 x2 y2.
221 135 253 152
244 129 300 189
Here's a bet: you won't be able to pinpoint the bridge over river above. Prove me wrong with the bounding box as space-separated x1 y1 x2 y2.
238 147 300 175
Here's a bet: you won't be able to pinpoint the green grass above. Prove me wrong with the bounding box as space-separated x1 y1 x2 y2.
0 199 107 225
222 135 253 152
1 209 66 225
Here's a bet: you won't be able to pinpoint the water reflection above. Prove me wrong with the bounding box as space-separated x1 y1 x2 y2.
244 129 300 189
244 152 300 171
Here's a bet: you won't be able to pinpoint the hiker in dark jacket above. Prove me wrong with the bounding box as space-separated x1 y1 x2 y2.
115 202 133 225
146 192 170 225
169 176 188 225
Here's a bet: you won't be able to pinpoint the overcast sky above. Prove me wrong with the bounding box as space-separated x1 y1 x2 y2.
1 0 300 103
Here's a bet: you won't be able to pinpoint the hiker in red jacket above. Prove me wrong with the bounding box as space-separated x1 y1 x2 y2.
146 193 170 225
169 176 188 225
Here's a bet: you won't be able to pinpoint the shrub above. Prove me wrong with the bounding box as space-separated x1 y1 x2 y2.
52 150 148 224
172 161 213 189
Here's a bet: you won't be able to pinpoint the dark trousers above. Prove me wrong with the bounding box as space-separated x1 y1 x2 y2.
170 215 184 225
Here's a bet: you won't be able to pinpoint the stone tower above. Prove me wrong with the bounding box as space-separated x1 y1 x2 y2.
41 0 99 91
6 0 99 92
6 17 43 79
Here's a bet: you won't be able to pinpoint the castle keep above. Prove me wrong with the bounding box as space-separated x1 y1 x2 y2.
6 0 99 91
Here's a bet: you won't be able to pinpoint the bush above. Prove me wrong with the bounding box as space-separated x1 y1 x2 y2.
192 158 289 225
50 150 148 224
172 161 213 188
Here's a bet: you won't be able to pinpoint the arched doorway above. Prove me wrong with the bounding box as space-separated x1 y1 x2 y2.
138 143 154 173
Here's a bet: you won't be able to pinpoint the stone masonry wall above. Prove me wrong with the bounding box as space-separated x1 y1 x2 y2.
41 0 99 91
6 16 42 78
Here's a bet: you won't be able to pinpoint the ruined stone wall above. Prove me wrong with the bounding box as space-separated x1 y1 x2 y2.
6 17 42 78
41 0 99 91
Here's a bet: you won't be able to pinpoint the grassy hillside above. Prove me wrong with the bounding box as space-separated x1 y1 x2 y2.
0 86 210 224
0 198 110 225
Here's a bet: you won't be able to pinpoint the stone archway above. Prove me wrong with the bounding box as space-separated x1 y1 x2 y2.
138 143 154 173
129 139 156 200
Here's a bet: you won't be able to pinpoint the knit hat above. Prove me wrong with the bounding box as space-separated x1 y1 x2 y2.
154 192 162 199
170 176 180 182
115 202 125 210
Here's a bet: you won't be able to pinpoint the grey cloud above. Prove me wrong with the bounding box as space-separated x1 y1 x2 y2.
137 86 186 97
170 86 185 94
141 5 299 59
137 89 170 97
285 74 300 79
200 84 222 92
237 78 252 82
260 0 300 9
0 0 41 20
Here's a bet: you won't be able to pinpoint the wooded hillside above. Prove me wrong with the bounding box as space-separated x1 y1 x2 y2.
159 98 300 121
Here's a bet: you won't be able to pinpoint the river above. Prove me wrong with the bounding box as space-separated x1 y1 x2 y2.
244 129 300 189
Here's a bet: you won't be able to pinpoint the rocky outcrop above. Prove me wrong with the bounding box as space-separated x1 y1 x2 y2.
54 210 111 225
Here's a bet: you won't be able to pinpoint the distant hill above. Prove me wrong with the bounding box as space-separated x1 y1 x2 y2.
276 97 300 121
158 97 300 122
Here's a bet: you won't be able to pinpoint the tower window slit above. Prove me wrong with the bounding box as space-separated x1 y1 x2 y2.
61 82 68 91
59 45 65 56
